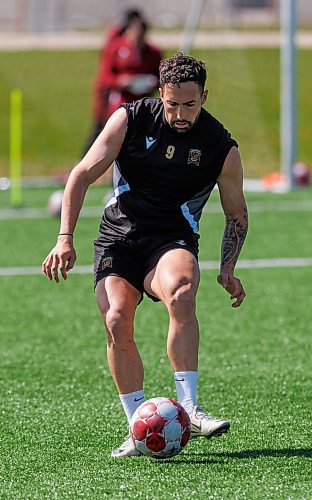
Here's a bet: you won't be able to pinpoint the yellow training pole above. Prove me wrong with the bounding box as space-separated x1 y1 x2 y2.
10 89 23 207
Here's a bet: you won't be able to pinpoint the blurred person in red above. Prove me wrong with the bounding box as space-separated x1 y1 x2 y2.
83 8 162 155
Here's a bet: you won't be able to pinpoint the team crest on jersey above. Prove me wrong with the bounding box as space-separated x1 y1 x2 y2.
187 149 201 166
101 256 113 269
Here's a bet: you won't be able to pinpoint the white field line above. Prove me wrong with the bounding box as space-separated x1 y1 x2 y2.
200 258 312 270
1 199 312 220
0 206 103 220
1 258 312 277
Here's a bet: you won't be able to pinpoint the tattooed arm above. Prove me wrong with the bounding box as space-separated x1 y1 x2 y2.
216 146 248 308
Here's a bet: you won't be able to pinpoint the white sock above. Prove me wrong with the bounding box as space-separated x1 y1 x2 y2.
174 371 198 414
119 390 145 424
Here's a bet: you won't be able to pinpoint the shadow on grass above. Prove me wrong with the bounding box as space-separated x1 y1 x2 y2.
210 448 312 459
161 448 312 465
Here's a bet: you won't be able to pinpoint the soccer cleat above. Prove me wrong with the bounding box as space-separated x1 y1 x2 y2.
189 406 230 439
111 435 141 458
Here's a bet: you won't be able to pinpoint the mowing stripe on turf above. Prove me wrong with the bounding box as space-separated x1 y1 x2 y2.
1 258 312 276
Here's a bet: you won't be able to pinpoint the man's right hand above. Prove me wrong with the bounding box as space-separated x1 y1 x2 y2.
42 235 76 283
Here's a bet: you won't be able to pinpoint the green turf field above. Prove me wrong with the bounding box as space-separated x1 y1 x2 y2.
1 48 312 179
0 187 311 498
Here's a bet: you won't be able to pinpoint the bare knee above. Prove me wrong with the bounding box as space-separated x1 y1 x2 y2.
167 281 196 313
104 308 134 346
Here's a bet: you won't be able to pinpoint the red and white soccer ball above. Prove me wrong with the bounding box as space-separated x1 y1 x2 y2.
292 162 311 186
130 397 191 459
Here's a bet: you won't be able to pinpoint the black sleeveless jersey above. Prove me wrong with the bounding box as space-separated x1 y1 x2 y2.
100 97 238 239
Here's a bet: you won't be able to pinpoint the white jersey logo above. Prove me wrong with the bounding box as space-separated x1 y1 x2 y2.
146 136 156 149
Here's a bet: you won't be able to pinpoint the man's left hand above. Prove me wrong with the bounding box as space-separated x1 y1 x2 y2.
217 273 246 308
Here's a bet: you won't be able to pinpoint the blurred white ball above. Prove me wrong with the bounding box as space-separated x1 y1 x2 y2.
128 74 158 95
47 190 64 217
0 177 10 190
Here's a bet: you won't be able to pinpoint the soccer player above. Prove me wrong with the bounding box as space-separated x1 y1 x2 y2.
43 52 248 458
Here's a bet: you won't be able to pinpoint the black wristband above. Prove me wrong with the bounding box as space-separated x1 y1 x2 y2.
58 233 73 237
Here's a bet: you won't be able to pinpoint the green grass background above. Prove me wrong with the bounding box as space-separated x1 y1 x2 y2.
1 188 312 498
1 42 311 498
0 48 312 178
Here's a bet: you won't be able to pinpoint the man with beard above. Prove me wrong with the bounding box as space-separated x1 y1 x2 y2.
43 53 248 457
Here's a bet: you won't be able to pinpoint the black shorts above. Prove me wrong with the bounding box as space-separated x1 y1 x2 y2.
93 233 199 302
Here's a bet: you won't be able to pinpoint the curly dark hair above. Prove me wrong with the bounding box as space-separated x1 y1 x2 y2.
159 52 207 92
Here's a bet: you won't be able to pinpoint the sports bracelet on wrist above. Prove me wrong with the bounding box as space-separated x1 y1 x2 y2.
58 233 73 237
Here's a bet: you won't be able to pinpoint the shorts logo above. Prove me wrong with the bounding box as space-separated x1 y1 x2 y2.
176 240 187 246
101 256 113 269
187 149 201 166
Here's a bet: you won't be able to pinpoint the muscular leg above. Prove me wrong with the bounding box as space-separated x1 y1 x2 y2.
144 249 200 371
144 250 230 441
96 276 143 394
